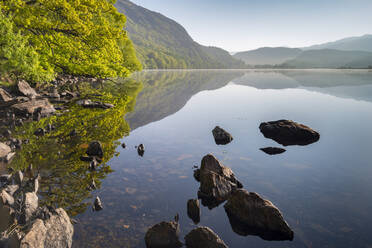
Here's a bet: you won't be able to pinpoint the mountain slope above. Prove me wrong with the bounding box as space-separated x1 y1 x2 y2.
201 46 246 68
303 34 372 52
115 0 243 69
281 49 372 68
233 47 302 65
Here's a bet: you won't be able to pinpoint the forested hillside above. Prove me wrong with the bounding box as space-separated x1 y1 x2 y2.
115 0 244 69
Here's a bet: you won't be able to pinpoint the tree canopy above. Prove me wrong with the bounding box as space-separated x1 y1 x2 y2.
0 0 141 82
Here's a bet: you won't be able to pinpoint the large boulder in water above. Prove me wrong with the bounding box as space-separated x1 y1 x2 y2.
197 154 242 209
144 221 182 248
259 120 319 146
224 189 294 241
185 226 228 248
212 126 233 145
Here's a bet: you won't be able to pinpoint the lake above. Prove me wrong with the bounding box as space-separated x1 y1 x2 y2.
9 69 372 248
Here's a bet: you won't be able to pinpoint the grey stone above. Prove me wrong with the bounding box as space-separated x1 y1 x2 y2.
0 88 13 102
17 80 38 99
20 208 73 248
0 143 11 158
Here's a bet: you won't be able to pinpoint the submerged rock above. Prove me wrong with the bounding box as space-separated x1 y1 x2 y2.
260 147 286 155
86 141 103 158
93 196 103 211
187 199 200 224
145 220 182 248
212 126 233 145
137 144 145 157
259 120 319 146
17 80 38 99
197 154 242 209
224 189 294 241
185 226 228 248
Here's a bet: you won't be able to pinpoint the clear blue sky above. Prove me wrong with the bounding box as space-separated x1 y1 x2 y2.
130 0 372 51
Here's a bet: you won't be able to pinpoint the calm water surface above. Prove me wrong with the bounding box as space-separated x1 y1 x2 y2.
11 70 372 248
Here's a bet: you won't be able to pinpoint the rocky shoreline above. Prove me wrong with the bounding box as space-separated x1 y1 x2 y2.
0 171 73 248
0 76 103 248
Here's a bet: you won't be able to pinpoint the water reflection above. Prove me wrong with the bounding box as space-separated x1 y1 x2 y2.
4 70 372 248
9 79 142 216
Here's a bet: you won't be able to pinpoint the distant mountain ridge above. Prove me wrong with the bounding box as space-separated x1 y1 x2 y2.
281 49 372 69
233 47 302 65
303 34 372 52
234 34 372 68
115 0 244 69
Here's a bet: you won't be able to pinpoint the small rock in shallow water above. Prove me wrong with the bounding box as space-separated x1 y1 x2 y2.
137 144 145 157
121 143 126 149
87 180 97 191
260 147 286 155
86 141 103 158
93 196 103 211
34 128 45 136
187 199 200 224
185 226 228 248
212 126 233 145
145 220 182 248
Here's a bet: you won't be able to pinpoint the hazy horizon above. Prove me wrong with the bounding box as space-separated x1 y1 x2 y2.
131 0 372 52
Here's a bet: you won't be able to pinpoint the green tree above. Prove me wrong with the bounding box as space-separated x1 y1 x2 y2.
0 11 54 82
1 0 141 81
